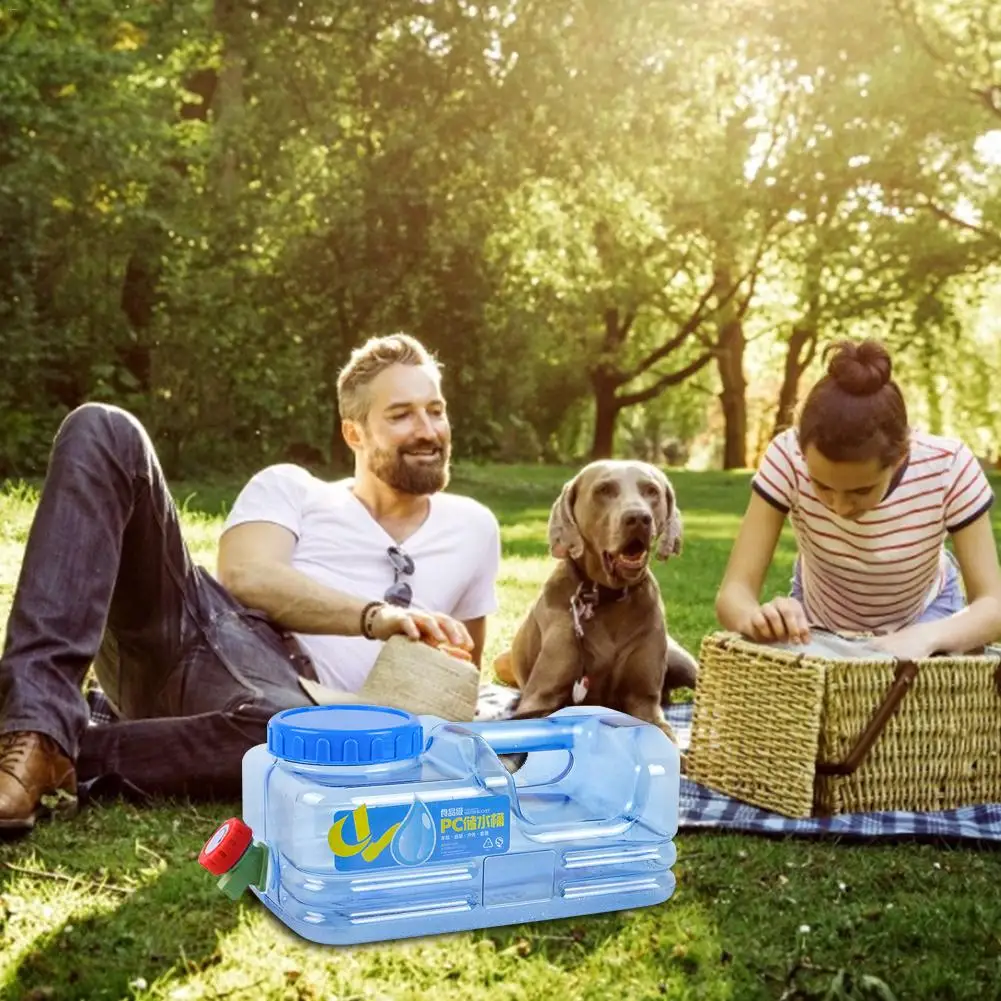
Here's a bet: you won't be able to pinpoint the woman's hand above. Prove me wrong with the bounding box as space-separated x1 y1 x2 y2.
369 605 474 651
869 624 937 661
739 597 811 644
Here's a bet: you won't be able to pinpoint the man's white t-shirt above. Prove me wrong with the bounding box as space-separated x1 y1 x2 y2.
222 464 501 691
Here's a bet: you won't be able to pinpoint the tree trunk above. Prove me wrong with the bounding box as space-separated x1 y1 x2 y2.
714 264 747 469
587 307 632 459
718 320 747 469
590 366 621 459
119 230 165 394
772 325 818 439
583 291 719 461
213 0 245 200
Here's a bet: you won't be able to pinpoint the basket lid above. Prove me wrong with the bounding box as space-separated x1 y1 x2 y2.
267 704 423 765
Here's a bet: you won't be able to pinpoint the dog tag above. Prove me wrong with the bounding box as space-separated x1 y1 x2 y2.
572 677 589 704
570 590 596 639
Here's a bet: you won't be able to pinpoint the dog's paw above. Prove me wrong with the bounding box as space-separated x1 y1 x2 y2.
656 721 689 774
658 720 679 745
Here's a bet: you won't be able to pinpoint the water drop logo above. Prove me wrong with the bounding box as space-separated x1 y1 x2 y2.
391 799 437 866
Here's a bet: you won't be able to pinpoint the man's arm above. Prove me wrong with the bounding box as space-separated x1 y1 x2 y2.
217 522 373 635
217 521 472 651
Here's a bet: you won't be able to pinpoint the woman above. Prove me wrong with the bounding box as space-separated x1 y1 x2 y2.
715 338 1001 659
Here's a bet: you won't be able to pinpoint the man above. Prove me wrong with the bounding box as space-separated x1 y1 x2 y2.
0 333 501 832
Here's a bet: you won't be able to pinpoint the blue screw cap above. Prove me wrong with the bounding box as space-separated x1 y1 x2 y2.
267 705 424 765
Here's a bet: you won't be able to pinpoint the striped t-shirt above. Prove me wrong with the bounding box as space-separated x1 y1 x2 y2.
752 429 994 634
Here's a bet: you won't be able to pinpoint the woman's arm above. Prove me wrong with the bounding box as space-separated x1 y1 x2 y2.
716 492 810 643
875 511 1001 658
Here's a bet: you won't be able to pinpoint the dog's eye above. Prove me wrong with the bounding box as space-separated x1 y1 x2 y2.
594 481 618 499
639 482 660 499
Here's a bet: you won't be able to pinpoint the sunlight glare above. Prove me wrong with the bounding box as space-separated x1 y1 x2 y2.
975 130 1001 167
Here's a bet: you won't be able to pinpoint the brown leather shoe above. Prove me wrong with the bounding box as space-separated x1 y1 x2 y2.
0 731 78 833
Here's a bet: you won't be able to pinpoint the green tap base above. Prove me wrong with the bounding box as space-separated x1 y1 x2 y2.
217 843 269 901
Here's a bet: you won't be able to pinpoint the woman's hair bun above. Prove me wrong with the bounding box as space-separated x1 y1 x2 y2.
826 339 892 396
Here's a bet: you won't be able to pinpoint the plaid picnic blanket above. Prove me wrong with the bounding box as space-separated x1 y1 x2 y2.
87 684 1001 842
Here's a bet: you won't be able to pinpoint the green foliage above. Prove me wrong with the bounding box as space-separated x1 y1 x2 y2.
1 0 1000 473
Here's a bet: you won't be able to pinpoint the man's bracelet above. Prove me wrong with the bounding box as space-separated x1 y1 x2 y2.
360 601 385 640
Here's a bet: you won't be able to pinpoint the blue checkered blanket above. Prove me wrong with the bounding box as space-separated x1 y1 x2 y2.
87 684 1001 841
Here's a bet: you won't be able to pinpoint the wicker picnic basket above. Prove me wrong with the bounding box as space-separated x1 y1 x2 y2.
687 631 1001 818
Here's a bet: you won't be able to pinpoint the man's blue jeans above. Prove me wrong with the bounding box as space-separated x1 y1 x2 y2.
0 404 316 799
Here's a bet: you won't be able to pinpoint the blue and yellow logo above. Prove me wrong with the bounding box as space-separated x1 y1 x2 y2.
328 804 402 863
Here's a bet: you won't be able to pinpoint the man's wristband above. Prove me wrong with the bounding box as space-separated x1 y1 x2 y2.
360 601 385 640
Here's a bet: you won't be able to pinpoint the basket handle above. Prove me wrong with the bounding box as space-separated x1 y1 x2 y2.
815 660 919 777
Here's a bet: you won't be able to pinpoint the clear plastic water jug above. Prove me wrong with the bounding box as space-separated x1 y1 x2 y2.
199 703 680 946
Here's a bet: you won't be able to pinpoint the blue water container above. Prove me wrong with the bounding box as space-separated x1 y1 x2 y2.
200 703 680 946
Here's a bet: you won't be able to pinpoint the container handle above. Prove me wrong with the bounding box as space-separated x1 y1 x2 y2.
457 718 577 755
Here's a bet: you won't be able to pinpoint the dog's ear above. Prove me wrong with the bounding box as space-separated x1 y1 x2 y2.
652 467 683 560
548 473 584 560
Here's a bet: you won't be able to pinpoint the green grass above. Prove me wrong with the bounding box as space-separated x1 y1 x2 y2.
2 464 1001 1001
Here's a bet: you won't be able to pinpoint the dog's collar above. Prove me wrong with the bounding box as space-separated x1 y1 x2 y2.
567 558 630 658
568 557 630 605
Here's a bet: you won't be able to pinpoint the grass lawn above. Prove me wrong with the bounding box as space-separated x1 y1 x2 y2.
2 464 1001 1001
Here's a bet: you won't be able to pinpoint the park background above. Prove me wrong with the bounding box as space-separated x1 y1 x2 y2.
4 0 1001 480
2 2 1001 1000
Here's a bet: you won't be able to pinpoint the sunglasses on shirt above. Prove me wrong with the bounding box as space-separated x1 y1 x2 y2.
384 545 415 608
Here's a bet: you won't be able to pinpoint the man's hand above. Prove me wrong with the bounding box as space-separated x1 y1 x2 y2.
739 597 811 644
369 606 474 651
869 623 938 661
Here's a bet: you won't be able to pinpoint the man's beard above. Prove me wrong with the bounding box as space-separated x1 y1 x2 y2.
368 439 451 495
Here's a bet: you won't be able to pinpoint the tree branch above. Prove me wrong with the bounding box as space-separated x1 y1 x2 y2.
802 333 819 369
616 282 717 385
892 0 1001 122
616 351 716 408
972 85 1001 122
601 308 635 354
622 249 766 387
918 197 1001 244
619 310 637 345
735 230 775 319
661 240 695 287
734 216 786 321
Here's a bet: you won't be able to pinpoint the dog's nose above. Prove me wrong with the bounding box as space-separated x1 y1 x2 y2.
623 510 653 529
